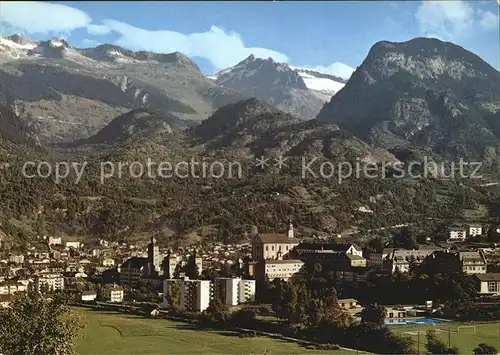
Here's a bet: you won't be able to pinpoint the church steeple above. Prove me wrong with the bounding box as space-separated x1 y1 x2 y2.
288 220 294 239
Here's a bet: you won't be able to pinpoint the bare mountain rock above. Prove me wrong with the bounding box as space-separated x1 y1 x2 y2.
317 37 500 160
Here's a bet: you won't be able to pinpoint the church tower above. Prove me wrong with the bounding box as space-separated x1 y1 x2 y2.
147 236 162 276
288 220 294 239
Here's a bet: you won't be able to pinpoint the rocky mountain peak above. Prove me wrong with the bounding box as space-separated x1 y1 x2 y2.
27 39 70 58
358 37 498 82
316 37 500 159
6 34 34 46
216 55 307 90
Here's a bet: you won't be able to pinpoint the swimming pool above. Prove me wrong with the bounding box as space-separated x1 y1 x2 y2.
385 317 445 325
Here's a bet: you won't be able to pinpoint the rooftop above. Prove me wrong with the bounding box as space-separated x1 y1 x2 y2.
476 273 500 282
264 259 304 265
253 234 298 244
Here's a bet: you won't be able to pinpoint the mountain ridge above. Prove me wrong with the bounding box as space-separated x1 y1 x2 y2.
316 37 500 160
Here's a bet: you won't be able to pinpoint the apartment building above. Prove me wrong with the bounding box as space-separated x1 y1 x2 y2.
213 277 257 306
239 279 256 303
179 277 212 312
35 272 64 292
213 277 240 306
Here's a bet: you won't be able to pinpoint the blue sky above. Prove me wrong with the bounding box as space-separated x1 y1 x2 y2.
0 1 498 78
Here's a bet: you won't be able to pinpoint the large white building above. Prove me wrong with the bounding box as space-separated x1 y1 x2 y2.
163 277 256 310
213 277 257 306
179 277 212 312
238 279 256 303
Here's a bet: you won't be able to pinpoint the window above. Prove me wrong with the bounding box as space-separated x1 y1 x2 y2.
272 246 274 251
488 281 497 293
265 246 268 251
286 245 289 250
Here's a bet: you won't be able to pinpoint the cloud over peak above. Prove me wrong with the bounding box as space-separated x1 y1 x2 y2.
415 0 499 41
0 1 91 35
97 19 289 70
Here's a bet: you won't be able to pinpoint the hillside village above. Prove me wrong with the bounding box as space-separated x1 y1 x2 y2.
1 221 500 315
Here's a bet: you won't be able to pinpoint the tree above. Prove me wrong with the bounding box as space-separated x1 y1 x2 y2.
184 252 200 279
360 304 387 326
473 343 498 355
165 281 180 311
0 294 84 355
392 227 418 250
426 330 459 354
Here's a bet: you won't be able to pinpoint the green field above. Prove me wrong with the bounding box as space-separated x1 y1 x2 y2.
392 322 500 354
74 307 352 354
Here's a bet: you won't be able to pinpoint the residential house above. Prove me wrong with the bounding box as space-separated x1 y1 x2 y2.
459 251 487 274
48 237 62 246
475 273 500 296
102 258 115 267
81 290 97 302
337 298 358 310
384 248 439 273
65 241 81 249
449 227 467 241
468 224 483 237
102 285 124 303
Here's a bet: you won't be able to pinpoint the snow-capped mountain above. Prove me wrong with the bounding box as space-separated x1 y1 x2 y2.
291 67 347 97
209 55 344 119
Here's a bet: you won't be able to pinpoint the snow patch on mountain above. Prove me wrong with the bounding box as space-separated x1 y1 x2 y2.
291 66 346 96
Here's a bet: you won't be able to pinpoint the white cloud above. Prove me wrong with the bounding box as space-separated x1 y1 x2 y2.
87 24 111 36
477 9 499 31
0 1 354 78
415 0 499 40
0 1 91 35
312 62 355 80
94 19 288 69
415 1 475 41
